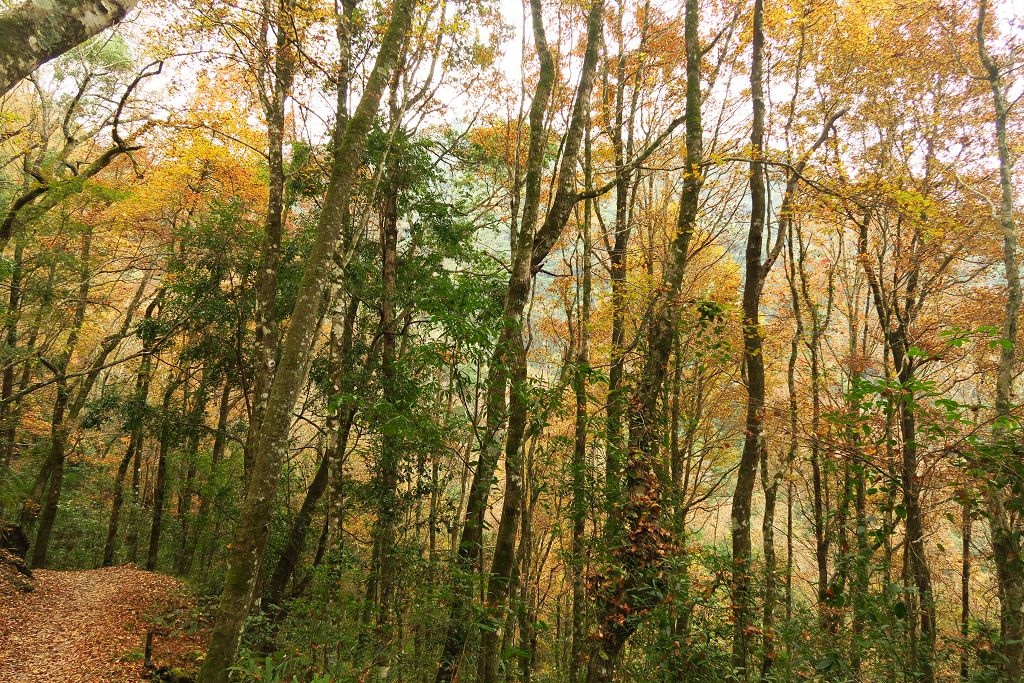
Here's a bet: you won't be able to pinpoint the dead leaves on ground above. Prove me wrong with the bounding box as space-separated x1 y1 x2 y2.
0 565 204 682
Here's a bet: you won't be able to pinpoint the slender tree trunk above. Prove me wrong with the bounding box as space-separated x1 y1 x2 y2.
180 379 232 575
777 223 805 673
477 339 527 683
760 452 779 676
978 4 1023 679
793 220 830 624
785 480 793 652
367 175 402 672
476 5 603 681
244 0 296 483
176 375 211 574
604 90 630 522
731 1 766 673
885 335 935 683
30 374 69 568
961 501 972 682
266 445 330 605
516 469 537 683
436 0 571 675
103 441 137 567
125 428 145 563
30 228 91 568
809 337 828 616
0 242 24 470
850 288 870 676
858 204 936 682
104 294 160 567
147 379 180 571
434 339 510 683
585 1 701 674
198 1 415 677
570 137 593 683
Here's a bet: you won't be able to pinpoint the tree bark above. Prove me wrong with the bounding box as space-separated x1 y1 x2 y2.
244 0 296 483
103 293 160 567
759 443 779 676
961 501 972 682
0 0 138 96
570 131 594 683
584 0 701 675
30 228 91 568
434 0 556 677
146 379 180 571
0 242 24 470
266 447 329 606
731 1 767 672
978 3 1023 679
365 171 401 672
475 4 603 681
197 0 415 677
855 210 935 683
175 375 211 575
185 380 233 574
103 440 136 567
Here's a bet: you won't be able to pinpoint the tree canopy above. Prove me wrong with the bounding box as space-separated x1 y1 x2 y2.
1 0 1023 681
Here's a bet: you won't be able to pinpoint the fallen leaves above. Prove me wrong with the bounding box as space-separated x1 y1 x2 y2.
0 565 203 682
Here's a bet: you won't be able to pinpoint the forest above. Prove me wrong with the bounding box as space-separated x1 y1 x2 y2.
0 0 1022 680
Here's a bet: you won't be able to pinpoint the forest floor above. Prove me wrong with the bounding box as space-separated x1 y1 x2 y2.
0 565 204 682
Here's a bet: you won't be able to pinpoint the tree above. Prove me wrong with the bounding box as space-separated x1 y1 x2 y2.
197 0 417 677
977 0 1023 677
584 0 701 678
0 0 137 95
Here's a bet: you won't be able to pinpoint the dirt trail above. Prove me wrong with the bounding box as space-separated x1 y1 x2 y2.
0 565 190 682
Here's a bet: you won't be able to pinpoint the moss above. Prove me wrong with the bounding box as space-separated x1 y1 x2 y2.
0 0 137 95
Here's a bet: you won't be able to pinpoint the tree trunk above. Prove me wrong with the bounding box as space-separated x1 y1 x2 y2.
978 3 1023 679
30 228 91 568
570 133 593 683
366 174 401 672
146 380 180 571
899 366 935 683
30 375 69 568
476 341 527 683
731 1 766 673
266 447 329 606
176 376 211 575
186 379 232 574
435 0 557 676
104 293 160 567
244 0 296 483
0 0 138 96
103 440 136 567
475 5 603 681
760 449 779 676
0 242 24 470
584 0 701 674
197 0 415 677
961 501 972 682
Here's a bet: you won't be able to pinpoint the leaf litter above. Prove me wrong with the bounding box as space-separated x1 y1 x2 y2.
0 565 204 682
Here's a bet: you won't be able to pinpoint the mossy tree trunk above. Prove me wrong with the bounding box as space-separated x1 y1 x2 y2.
584 0 702 676
978 2 1023 679
0 0 138 95
197 0 416 678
